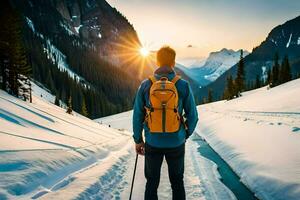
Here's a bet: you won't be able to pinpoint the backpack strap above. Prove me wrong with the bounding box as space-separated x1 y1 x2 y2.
171 75 181 84
149 75 157 84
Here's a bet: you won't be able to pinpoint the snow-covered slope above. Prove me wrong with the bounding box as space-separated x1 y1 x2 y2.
1 76 299 199
197 78 300 200
0 89 132 199
177 49 249 86
97 112 237 200
177 57 207 68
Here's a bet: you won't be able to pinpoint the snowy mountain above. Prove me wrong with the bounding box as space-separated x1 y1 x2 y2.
176 48 249 86
177 57 206 68
4 0 142 118
197 15 300 101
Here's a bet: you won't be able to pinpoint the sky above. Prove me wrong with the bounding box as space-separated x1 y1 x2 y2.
107 0 300 61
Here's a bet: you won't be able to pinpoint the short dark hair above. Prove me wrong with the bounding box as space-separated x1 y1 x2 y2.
157 46 176 67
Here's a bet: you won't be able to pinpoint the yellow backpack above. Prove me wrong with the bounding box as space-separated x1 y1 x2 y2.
145 75 181 133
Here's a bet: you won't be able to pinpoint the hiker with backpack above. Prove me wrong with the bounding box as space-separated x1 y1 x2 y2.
132 46 198 200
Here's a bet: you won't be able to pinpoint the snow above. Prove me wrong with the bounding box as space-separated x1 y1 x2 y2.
97 112 236 199
0 87 233 200
43 39 88 87
176 57 207 68
74 25 83 34
59 22 75 36
1 74 299 199
297 37 300 45
286 33 292 48
31 81 55 104
98 33 102 38
270 38 278 46
176 49 249 86
25 17 35 33
0 89 132 199
261 66 267 83
202 49 249 82
196 78 300 200
24 17 88 87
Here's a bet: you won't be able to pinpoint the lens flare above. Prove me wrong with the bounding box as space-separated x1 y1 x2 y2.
107 35 156 79
140 47 149 57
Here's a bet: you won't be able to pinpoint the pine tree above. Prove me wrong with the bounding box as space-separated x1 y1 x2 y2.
55 96 60 106
81 98 89 117
29 80 32 103
271 53 280 87
224 75 235 100
267 68 272 85
0 0 11 92
235 50 245 96
66 95 72 114
255 74 261 89
280 55 292 83
0 1 31 100
207 89 213 103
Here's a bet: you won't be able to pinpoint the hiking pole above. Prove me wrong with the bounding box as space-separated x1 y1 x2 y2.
129 153 138 200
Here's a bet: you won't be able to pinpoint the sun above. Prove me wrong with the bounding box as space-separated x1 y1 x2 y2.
139 47 149 57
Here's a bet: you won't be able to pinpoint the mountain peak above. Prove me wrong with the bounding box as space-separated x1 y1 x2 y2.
256 15 300 58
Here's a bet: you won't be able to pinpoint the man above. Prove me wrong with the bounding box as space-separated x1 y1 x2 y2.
133 46 198 200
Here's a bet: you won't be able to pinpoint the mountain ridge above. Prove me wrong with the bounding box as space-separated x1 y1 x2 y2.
196 15 300 101
176 48 249 87
6 0 142 118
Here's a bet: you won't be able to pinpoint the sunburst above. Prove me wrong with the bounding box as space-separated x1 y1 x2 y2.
107 35 156 79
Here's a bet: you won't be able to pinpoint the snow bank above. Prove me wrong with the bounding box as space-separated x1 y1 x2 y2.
0 90 131 199
197 78 300 200
98 110 236 200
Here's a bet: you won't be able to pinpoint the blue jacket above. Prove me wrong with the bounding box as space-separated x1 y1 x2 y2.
132 66 198 148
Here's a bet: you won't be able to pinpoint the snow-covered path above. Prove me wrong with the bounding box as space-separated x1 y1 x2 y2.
0 87 235 200
2 78 299 200
98 112 236 200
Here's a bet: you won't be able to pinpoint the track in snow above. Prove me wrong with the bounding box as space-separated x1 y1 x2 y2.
72 136 236 200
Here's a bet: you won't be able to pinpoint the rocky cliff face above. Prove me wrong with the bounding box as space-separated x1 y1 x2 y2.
12 0 141 68
6 0 144 118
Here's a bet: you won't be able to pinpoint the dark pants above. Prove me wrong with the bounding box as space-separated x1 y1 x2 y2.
144 143 185 200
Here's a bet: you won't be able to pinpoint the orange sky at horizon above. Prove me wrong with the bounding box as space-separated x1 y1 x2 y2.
107 0 300 60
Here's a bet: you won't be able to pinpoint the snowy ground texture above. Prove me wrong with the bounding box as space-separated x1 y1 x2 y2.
99 111 235 200
0 84 235 199
0 78 299 199
0 87 132 200
197 78 300 200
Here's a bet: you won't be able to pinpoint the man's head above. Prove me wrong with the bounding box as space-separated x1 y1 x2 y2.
156 46 176 68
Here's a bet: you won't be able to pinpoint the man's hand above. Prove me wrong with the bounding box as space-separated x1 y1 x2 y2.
135 142 145 155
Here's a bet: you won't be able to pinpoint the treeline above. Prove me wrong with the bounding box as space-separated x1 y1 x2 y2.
1 0 140 119
24 26 137 119
203 50 295 103
0 0 32 101
266 53 292 87
223 50 246 100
